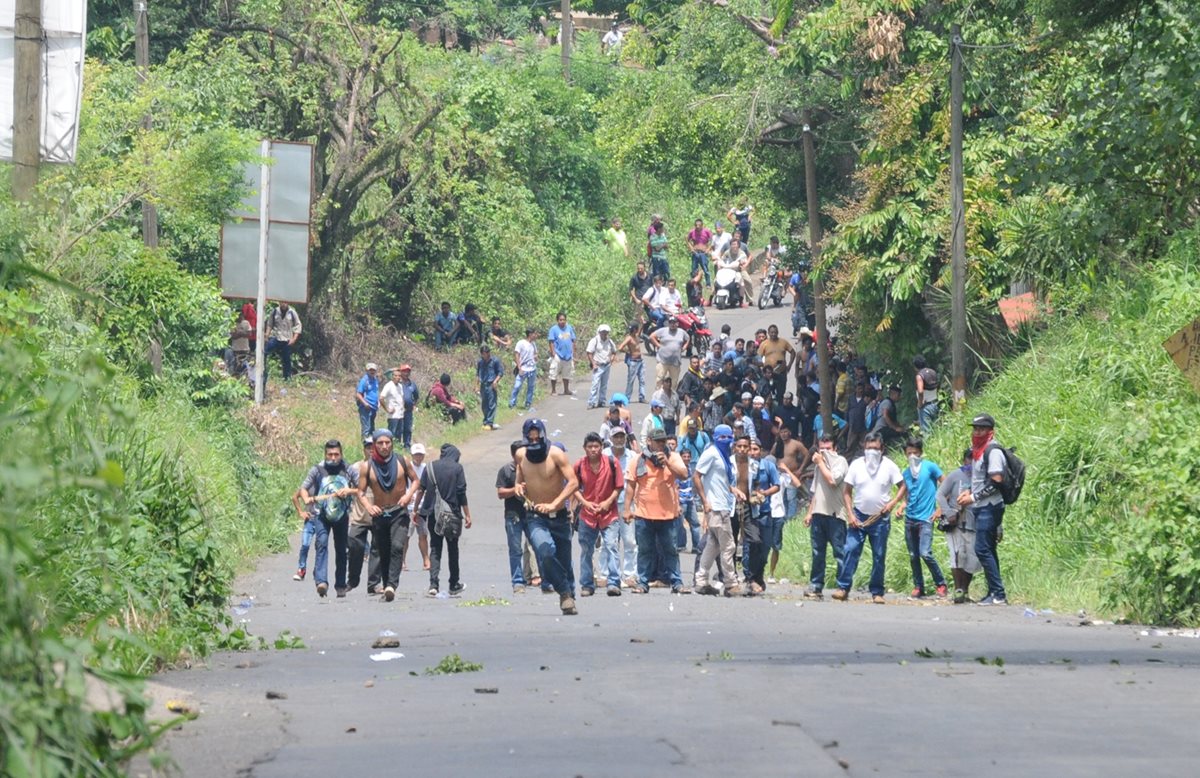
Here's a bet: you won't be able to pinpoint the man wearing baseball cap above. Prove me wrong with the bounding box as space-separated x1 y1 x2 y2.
586 324 617 409
624 427 689 594
397 365 419 449
957 414 1008 605
356 363 380 439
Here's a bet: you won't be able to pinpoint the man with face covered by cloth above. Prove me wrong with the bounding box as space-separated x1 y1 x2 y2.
515 418 581 615
357 429 420 602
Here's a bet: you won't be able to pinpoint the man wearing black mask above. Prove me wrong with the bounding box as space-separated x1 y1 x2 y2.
296 440 360 598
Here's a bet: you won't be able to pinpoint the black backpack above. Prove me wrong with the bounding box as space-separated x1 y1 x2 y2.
985 443 1026 505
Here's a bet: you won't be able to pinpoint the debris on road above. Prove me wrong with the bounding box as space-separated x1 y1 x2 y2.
372 637 401 648
265 691 287 700
474 687 499 694
369 651 405 662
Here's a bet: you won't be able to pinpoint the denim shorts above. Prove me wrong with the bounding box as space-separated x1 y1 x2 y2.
769 514 788 551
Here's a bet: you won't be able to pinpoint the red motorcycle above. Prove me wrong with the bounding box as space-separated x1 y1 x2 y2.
641 306 712 358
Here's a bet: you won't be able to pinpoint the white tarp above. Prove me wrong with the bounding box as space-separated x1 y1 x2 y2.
0 0 87 163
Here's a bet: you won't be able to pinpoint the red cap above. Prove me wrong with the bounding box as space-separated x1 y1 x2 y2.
399 364 412 371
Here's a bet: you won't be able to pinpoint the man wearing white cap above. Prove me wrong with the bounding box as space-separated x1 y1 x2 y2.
356 363 380 439
586 324 618 409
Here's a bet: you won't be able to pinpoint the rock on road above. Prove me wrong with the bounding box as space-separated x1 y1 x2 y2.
147 301 1200 778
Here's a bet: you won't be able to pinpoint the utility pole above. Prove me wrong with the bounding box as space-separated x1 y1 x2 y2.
949 24 967 409
802 108 833 437
12 0 42 200
135 0 159 247
560 0 572 83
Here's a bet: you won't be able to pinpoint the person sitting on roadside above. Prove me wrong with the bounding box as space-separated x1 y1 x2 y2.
430 373 467 424
434 301 459 352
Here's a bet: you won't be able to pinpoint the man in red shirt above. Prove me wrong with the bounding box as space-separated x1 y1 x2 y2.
573 432 625 597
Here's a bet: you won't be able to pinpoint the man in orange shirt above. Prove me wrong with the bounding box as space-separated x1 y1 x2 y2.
624 427 690 594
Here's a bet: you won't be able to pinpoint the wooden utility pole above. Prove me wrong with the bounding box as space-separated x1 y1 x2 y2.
949 24 967 409
12 0 42 200
560 0 572 82
802 108 833 437
135 0 159 247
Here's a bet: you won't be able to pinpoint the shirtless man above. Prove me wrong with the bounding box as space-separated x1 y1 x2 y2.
357 429 420 602
770 424 809 581
515 419 581 615
757 324 795 404
617 323 647 404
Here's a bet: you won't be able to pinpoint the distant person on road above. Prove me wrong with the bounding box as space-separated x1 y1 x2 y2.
913 355 940 433
547 311 577 396
476 344 504 430
832 432 906 604
803 433 849 600
937 448 980 603
957 414 1008 606
517 419 580 614
650 316 689 389
625 427 689 594
599 403 633 448
710 221 732 263
617 323 647 403
347 437 380 592
358 429 420 602
687 218 713 285
400 443 431 572
420 443 473 597
510 327 539 411
294 439 360 598
628 261 654 324
899 438 948 599
397 365 419 450
745 440 781 595
380 367 406 442
602 427 639 589
586 324 617 409
497 440 531 593
727 201 753 245
574 432 625 597
692 424 741 596
769 424 807 582
356 363 380 439
266 301 302 381
651 376 680 438
758 325 795 404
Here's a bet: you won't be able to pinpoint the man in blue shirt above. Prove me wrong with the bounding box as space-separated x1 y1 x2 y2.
745 441 781 594
900 437 948 598
547 311 577 396
434 301 459 352
356 363 380 439
476 344 504 431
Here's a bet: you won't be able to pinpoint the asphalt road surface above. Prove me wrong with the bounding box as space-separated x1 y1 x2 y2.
147 299 1200 778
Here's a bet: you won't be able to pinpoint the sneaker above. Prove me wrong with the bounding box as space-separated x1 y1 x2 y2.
316 582 328 597
513 584 526 594
560 594 578 615
872 594 886 604
607 586 622 597
978 594 1007 606
426 587 438 597
384 586 395 602
953 589 967 604
449 583 466 596
335 587 348 598
936 584 948 598
580 587 595 597
830 589 848 601
695 583 718 596
293 568 306 581
803 588 823 600
909 588 925 599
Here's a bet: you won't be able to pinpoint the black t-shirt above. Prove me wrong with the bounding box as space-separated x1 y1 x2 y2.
629 272 653 300
776 404 801 437
495 462 523 516
847 396 868 432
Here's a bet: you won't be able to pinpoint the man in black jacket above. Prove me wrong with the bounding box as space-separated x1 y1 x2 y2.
419 444 473 596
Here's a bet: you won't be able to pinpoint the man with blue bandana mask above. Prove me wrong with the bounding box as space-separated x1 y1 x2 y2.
691 424 741 596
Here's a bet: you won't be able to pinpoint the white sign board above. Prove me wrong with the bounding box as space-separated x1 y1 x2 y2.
219 140 313 304
0 0 88 163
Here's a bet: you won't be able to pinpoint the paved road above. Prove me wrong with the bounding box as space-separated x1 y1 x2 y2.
149 301 1200 778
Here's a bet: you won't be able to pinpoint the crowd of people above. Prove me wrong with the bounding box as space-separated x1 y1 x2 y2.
286 208 1015 614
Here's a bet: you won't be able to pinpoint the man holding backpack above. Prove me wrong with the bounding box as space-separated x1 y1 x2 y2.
957 414 1010 606
295 440 360 598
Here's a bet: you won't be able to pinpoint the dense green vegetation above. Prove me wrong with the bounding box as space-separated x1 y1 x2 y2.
2 0 1199 772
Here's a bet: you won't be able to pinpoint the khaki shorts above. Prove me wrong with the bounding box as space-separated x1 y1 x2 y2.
655 361 681 388
549 355 574 380
946 527 981 574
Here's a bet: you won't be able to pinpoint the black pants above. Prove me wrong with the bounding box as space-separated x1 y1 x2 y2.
429 520 460 591
363 507 407 590
347 522 382 590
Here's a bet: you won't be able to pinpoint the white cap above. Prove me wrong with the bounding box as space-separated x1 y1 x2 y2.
598 324 611 333
366 362 378 371
753 395 765 404
741 391 752 401
410 443 426 455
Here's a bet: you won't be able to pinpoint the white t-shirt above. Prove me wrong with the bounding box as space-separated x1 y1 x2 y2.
694 445 735 514
587 335 616 365
659 288 682 315
642 285 664 310
515 339 538 373
711 231 732 259
844 456 903 515
380 381 405 420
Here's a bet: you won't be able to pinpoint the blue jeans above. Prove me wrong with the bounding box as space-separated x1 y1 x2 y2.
298 517 318 570
358 404 377 439
527 510 575 596
480 383 498 425
312 517 349 589
578 521 620 591
675 501 700 551
743 511 771 588
769 514 788 552
918 402 939 433
905 518 946 592
510 370 536 409
635 519 681 588
265 339 292 380
588 363 610 408
837 509 890 596
782 483 799 520
808 514 847 591
504 511 530 587
972 503 1006 599
400 409 414 449
650 257 669 280
387 416 403 441
625 358 646 402
604 509 638 579
691 250 711 284
434 329 454 351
